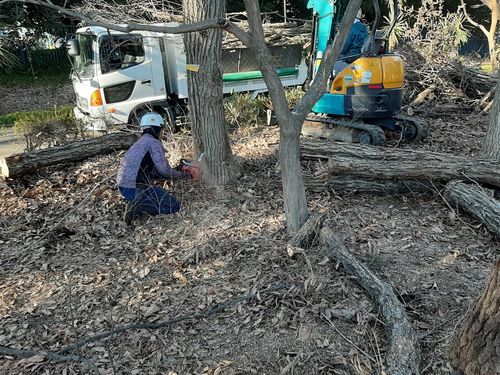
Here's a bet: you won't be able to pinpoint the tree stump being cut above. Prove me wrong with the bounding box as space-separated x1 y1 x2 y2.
1 132 137 178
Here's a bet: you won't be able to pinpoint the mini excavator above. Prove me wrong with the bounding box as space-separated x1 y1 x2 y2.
301 0 427 145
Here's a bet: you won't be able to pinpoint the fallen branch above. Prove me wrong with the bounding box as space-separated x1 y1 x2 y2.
0 345 100 375
320 227 420 375
444 180 500 237
58 283 288 354
1 132 137 178
300 140 500 188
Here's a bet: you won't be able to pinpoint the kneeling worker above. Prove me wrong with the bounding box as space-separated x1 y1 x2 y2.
117 112 195 223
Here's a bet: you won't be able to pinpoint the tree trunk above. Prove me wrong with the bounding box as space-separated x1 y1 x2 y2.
300 140 500 188
0 132 137 178
182 0 236 186
450 258 500 375
444 180 500 237
483 70 500 159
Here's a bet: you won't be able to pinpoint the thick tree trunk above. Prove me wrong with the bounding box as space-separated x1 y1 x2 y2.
444 181 500 237
300 140 500 188
483 71 500 159
450 258 500 375
183 0 236 186
0 132 136 178
320 228 421 375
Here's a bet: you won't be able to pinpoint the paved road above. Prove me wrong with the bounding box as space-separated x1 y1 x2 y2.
0 129 24 158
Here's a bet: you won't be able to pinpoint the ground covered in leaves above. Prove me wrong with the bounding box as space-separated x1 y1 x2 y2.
0 109 498 375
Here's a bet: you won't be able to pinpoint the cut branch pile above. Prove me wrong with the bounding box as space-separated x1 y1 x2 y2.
401 44 496 110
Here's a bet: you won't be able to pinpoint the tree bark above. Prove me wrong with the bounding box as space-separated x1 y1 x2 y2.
444 181 500 237
449 258 500 375
0 132 137 178
306 176 436 194
300 140 500 188
483 70 500 160
183 0 237 186
320 228 421 374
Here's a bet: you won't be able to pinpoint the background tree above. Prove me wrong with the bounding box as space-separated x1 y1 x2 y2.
460 0 499 69
483 70 500 159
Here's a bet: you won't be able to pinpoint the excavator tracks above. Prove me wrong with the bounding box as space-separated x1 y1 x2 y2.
302 114 429 146
303 114 387 146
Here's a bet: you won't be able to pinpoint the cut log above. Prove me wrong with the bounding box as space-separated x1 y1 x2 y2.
306 176 437 194
444 181 500 237
300 140 500 188
320 227 420 375
1 132 137 178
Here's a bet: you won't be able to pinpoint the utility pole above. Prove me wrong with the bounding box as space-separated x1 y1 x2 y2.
283 0 287 22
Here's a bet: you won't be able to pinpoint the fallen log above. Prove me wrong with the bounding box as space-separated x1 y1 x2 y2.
444 181 500 237
1 132 137 178
300 140 500 188
320 227 420 375
306 176 437 194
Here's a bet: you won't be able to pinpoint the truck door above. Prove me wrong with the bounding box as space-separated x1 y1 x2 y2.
96 33 162 124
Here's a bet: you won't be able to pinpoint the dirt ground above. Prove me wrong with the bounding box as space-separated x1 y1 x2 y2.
0 82 74 115
0 108 498 375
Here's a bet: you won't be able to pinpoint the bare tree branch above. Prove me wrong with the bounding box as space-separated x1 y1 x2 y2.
0 345 101 375
0 0 227 34
460 0 489 37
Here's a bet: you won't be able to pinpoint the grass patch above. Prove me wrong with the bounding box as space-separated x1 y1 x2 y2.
11 105 85 151
0 105 74 128
0 66 71 87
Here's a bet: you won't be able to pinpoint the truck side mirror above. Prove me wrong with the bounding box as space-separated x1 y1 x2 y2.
54 37 65 49
66 39 80 57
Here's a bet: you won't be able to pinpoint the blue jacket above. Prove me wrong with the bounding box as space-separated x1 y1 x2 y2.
341 20 368 57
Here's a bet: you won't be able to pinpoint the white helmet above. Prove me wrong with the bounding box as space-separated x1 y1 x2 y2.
140 112 164 128
356 9 363 19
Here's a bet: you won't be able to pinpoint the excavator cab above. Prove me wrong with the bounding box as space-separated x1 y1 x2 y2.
303 0 427 145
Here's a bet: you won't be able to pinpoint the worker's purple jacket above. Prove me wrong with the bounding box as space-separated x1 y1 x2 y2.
117 133 182 189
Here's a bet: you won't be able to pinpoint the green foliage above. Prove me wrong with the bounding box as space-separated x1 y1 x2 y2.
381 4 409 49
224 88 305 128
9 105 84 151
0 46 19 71
224 93 267 127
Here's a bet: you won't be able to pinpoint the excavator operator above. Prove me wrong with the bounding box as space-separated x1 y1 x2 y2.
334 10 368 73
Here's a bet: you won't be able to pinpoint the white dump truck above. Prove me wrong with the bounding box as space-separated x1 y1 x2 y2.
64 24 307 131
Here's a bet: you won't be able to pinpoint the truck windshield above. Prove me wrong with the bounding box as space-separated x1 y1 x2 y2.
73 34 96 79
99 35 145 74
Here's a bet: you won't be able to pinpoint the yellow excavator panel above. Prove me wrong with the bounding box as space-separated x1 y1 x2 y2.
381 55 404 89
330 57 383 93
